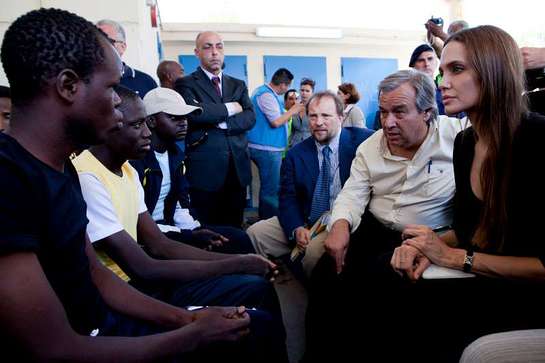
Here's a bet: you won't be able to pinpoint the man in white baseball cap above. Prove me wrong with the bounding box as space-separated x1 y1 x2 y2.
131 87 257 255
143 86 201 116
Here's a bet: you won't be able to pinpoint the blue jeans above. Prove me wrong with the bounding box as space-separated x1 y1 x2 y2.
130 274 287 363
249 148 282 219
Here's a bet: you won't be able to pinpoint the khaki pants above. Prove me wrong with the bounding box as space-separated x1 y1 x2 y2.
247 216 327 277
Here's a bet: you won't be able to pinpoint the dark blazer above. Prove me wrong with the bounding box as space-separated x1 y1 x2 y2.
174 68 255 191
130 145 189 223
278 127 374 239
130 145 194 241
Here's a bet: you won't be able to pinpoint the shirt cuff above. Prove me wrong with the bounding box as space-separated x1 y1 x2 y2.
157 223 182 234
225 102 237 117
290 226 305 240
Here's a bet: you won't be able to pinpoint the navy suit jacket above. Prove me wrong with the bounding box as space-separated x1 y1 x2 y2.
278 127 374 240
174 68 255 191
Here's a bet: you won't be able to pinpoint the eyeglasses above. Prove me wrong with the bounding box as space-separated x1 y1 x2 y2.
107 37 125 45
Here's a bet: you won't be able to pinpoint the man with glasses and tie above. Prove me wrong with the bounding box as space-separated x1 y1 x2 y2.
97 19 157 98
175 31 254 228
247 91 373 277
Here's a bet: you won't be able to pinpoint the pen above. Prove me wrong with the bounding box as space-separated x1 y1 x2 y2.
427 159 432 173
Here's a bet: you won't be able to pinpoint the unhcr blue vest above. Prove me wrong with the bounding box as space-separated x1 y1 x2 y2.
248 84 287 148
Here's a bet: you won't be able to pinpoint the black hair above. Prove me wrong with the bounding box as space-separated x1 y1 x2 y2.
114 85 140 112
300 78 316 90
1 8 107 106
284 88 297 102
271 68 294 86
0 85 10 98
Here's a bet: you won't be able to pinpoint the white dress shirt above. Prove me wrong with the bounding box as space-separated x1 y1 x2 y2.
330 115 468 233
200 66 238 129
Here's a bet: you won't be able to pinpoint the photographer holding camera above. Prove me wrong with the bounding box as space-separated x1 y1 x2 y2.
425 17 469 57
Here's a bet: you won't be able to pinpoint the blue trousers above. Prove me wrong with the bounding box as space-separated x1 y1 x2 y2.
249 148 282 219
165 224 255 254
100 274 287 363
98 308 285 363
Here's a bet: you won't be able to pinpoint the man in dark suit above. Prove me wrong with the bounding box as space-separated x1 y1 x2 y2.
175 31 255 228
247 91 373 276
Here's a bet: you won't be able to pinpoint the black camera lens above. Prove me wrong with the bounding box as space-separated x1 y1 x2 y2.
430 17 444 26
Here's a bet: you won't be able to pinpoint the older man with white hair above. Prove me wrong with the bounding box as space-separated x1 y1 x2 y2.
97 19 157 97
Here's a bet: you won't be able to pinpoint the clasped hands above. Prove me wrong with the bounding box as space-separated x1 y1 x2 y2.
391 225 451 281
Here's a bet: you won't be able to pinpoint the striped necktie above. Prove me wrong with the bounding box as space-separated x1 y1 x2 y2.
309 145 331 225
211 76 221 97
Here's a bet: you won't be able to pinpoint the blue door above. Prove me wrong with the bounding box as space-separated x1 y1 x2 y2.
178 55 248 84
341 57 398 129
263 56 327 102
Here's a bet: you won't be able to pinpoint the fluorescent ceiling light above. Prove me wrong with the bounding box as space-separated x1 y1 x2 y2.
256 26 342 39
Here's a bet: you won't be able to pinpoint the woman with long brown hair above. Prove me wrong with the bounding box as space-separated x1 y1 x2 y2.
386 25 545 361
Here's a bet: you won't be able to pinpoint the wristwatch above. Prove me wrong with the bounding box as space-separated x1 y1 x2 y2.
463 249 474 273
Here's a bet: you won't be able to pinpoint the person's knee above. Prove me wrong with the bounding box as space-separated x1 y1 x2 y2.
460 330 545 363
237 274 271 294
246 222 267 254
220 227 255 254
236 231 256 254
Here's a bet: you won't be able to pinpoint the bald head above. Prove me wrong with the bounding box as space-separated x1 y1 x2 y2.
448 20 469 35
195 31 222 46
157 60 184 89
194 31 224 75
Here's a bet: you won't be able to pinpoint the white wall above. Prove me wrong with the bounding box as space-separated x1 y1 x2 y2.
161 23 427 93
0 0 159 87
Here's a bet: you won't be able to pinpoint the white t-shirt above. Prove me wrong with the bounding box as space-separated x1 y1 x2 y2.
78 172 147 243
152 151 171 222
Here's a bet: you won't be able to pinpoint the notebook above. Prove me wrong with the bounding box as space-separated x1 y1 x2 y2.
422 264 476 279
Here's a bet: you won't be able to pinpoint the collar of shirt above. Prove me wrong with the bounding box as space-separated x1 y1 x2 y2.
265 83 281 96
122 63 135 79
343 104 354 113
380 118 438 162
200 66 223 83
314 128 341 157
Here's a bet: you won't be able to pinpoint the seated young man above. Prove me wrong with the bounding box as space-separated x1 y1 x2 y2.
130 87 254 254
72 85 288 362
0 8 269 362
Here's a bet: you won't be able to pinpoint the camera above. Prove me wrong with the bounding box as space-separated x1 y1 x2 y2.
429 16 444 26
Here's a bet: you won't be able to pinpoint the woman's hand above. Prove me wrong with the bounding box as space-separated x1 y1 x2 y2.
402 225 452 266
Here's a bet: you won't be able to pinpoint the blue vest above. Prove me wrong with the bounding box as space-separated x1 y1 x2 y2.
248 84 287 148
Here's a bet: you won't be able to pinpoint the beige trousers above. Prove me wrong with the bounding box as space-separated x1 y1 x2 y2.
247 217 327 277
